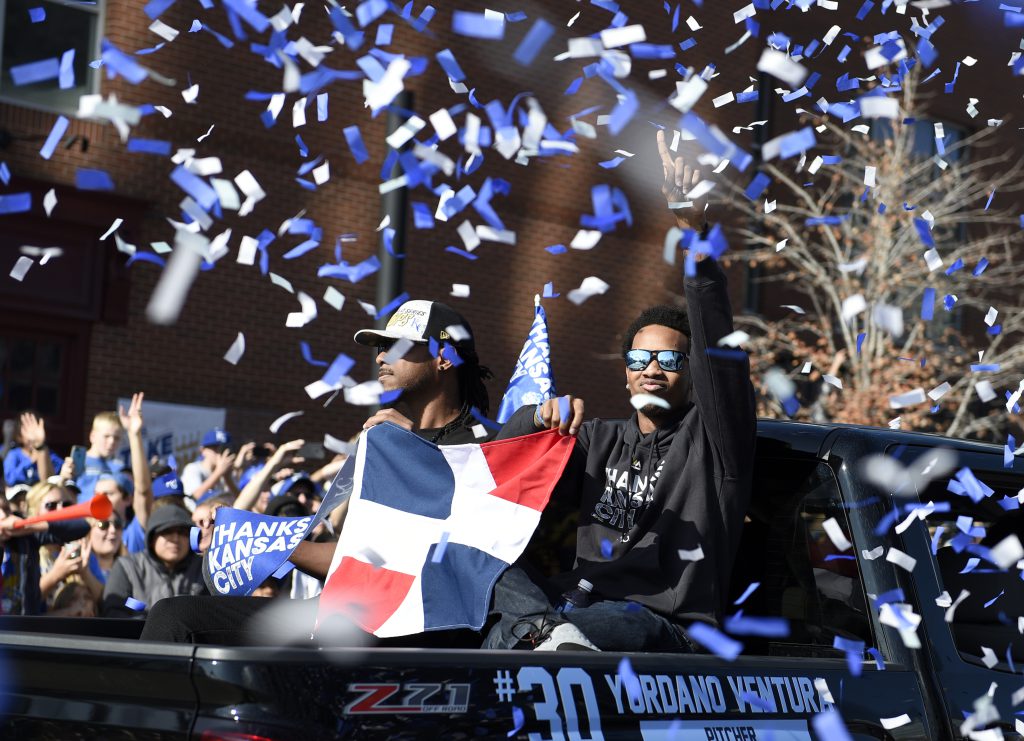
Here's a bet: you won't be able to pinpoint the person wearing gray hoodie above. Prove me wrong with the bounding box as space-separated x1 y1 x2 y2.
101 478 207 618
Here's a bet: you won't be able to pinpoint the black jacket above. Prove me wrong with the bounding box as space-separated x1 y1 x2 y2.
501 258 756 626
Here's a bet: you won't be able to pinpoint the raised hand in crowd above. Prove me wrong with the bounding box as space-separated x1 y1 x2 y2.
20 412 55 482
233 439 304 512
232 442 256 475
119 392 154 530
656 128 707 231
530 396 586 437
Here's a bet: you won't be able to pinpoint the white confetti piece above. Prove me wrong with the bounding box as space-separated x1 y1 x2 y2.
976 380 996 403
211 178 240 210
822 517 852 551
450 283 470 298
670 76 708 113
197 124 214 142
800 361 813 374
718 330 749 348
344 380 384 406
182 83 199 104
567 276 609 305
927 382 951 401
630 393 671 410
678 545 705 562
385 115 425 149
733 3 756 23
764 198 776 213
980 646 999 669
145 231 204 326
285 292 317 328
269 410 303 434
880 714 911 730
269 272 294 293
151 241 171 254
889 388 927 409
381 338 415 365
445 324 470 342
236 235 258 265
357 300 376 316
223 332 245 365
360 546 386 569
989 534 1024 570
312 161 330 185
570 229 602 250
324 434 356 457
43 189 57 217
10 256 33 282
862 546 884 560
472 424 488 439
841 293 867 321
984 307 998 326
149 19 179 41
457 220 480 251
600 24 645 48
686 16 701 31
712 91 735 108
20 246 62 265
814 678 835 704
100 218 124 240
780 304 804 314
304 380 339 400
823 374 843 390
886 547 917 572
865 39 906 69
364 57 410 113
860 96 900 119
775 239 788 252
685 179 716 201
923 248 943 272
476 226 516 245
429 108 457 141
1011 685 1024 706
756 49 808 89
864 165 877 187
808 156 823 174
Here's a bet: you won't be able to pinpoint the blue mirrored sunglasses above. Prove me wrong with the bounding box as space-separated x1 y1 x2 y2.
624 349 688 372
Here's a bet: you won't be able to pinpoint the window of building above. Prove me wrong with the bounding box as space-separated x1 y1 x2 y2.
0 332 65 418
729 456 873 657
0 0 102 113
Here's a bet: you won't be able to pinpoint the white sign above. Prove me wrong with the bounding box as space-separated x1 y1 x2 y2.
116 398 226 469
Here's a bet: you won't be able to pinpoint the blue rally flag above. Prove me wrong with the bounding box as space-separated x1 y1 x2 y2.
496 298 556 423
203 456 354 596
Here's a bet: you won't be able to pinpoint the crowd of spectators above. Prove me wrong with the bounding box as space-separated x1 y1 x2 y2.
0 396 349 620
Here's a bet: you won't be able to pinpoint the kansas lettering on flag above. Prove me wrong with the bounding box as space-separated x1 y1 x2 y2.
316 422 574 637
497 300 556 423
203 456 355 596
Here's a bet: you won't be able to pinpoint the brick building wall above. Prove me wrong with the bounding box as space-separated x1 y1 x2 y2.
0 0 1020 452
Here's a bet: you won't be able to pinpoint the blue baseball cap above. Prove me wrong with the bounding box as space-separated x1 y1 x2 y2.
271 473 321 499
201 427 231 448
152 472 185 498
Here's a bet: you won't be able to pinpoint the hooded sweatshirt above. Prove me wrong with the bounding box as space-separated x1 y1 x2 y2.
100 505 207 617
500 258 756 627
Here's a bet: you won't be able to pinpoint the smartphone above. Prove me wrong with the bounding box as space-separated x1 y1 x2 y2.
296 442 325 460
71 445 87 475
64 543 81 560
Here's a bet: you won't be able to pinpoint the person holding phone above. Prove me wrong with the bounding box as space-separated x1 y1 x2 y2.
180 428 240 505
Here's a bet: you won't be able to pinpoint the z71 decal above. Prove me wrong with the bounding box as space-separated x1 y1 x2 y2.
344 682 471 714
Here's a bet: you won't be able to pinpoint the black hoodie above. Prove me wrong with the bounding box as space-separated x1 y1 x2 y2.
500 258 756 627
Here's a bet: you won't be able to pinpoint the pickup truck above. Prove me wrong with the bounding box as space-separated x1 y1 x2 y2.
1 419 1021 740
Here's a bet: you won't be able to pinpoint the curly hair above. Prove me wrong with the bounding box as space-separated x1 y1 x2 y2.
620 305 691 356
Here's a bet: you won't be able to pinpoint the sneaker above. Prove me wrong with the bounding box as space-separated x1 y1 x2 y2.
533 622 600 652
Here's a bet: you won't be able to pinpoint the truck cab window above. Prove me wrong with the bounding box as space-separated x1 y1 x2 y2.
730 457 873 657
898 448 1024 669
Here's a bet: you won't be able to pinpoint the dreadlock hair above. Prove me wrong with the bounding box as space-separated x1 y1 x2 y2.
454 346 494 417
620 305 691 357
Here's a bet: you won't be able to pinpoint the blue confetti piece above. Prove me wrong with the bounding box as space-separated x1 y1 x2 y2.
824 554 855 561
221 0 269 31
678 37 696 51
973 257 989 276
545 244 567 255
608 90 638 136
733 582 759 606
76 168 115 191
813 711 854 741
452 11 504 39
867 647 885 670
0 163 8 185
856 332 866 354
411 202 435 229
736 90 758 103
617 657 642 702
127 138 172 155
282 239 320 260
10 57 60 86
39 116 69 161
469 406 501 430
317 254 381 282
300 341 329 368
558 395 571 421
380 389 403 404
723 612 789 637
317 94 328 121
984 590 1004 608
1005 435 1015 468
943 294 957 311
687 622 743 660
295 134 309 158
921 287 935 320
170 166 217 210
58 49 75 89
988 324 1002 336
514 18 554 66
598 156 625 169
431 532 450 563
833 636 865 676
375 23 393 46
272 562 295 579
329 7 364 50
189 526 201 552
985 190 996 210
778 127 816 159
944 258 964 275
343 125 369 164
435 48 466 82
101 38 149 84
744 172 771 201
144 0 175 18
376 292 410 320
971 364 999 372
600 538 613 559
356 0 387 27
507 706 524 737
542 282 559 298
944 61 961 94
125 252 167 268
445 246 478 260
440 343 463 367
28 6 45 22
125 597 147 611
741 691 777 712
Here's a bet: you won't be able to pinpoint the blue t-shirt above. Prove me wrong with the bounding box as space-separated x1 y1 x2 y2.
3 448 64 487
87 552 112 584
76 455 128 502
122 517 146 554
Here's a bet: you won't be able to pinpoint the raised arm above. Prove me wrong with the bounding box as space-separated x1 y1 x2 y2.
119 392 153 529
20 413 54 482
232 439 304 510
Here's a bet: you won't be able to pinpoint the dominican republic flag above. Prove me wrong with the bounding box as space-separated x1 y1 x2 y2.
316 422 575 637
496 299 556 423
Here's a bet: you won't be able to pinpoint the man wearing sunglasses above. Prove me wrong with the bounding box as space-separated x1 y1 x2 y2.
486 131 756 652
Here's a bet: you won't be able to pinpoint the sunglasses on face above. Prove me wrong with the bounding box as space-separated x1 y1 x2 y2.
43 500 75 512
625 349 689 372
95 519 124 531
375 339 396 355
